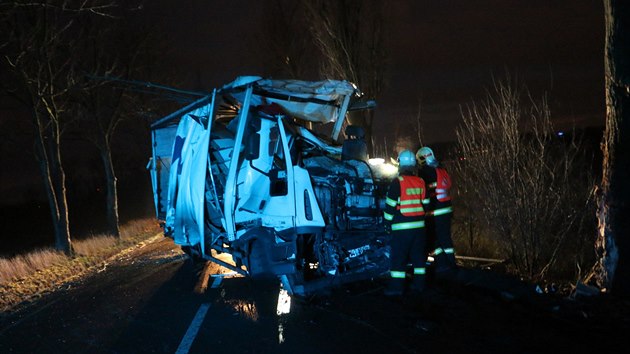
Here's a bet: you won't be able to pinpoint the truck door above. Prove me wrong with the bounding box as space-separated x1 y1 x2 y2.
149 124 178 220
261 118 296 229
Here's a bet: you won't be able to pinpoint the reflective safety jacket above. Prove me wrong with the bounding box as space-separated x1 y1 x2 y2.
419 165 453 217
383 175 429 231
433 168 452 202
397 176 426 216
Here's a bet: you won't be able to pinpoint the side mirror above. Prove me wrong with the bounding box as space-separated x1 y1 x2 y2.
245 133 261 161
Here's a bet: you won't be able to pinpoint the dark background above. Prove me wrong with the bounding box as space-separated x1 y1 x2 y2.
141 0 605 142
0 1 606 254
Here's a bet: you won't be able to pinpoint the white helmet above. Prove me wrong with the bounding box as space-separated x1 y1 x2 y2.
398 150 416 167
416 146 437 166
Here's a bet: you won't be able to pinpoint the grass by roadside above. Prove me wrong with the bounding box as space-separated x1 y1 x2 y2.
0 218 162 313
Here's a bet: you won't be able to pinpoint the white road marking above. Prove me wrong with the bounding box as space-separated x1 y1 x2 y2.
175 303 211 354
211 276 222 288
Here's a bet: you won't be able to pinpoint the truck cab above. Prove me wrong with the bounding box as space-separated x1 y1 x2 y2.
148 76 396 295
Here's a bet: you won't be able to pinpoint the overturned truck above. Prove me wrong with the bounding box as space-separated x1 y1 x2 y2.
148 76 396 295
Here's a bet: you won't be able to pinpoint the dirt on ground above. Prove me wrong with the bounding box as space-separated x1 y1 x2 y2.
0 229 162 314
305 269 630 353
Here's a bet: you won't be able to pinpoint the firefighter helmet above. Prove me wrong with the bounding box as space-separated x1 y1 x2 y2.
398 150 416 167
416 146 437 166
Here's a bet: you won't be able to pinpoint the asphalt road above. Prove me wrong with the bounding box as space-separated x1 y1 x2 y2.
0 238 414 353
0 237 627 354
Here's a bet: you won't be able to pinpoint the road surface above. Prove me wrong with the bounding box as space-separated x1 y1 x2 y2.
0 236 626 353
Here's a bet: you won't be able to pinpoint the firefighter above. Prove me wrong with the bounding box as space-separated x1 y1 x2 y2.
416 146 457 276
383 150 429 296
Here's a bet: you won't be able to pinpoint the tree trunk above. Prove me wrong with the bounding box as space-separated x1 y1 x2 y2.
593 0 630 295
50 132 72 253
33 110 73 255
100 144 121 238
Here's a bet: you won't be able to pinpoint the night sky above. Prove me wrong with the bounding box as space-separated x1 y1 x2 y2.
143 0 605 144
0 0 606 209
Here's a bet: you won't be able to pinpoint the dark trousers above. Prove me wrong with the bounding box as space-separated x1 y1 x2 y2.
388 227 427 293
426 213 456 270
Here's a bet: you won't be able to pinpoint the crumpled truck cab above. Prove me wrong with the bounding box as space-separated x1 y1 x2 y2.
148 76 396 295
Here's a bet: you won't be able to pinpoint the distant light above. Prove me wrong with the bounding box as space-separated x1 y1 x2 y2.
368 157 398 179
557 131 564 136
380 163 398 177
368 157 385 165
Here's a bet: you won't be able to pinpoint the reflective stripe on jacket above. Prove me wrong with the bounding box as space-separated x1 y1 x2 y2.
392 220 425 231
431 206 453 216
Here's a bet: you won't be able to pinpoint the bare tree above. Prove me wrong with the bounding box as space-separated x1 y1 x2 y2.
261 0 316 79
588 0 630 295
455 79 595 280
1 0 114 254
414 98 425 148
74 5 149 238
302 0 387 151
